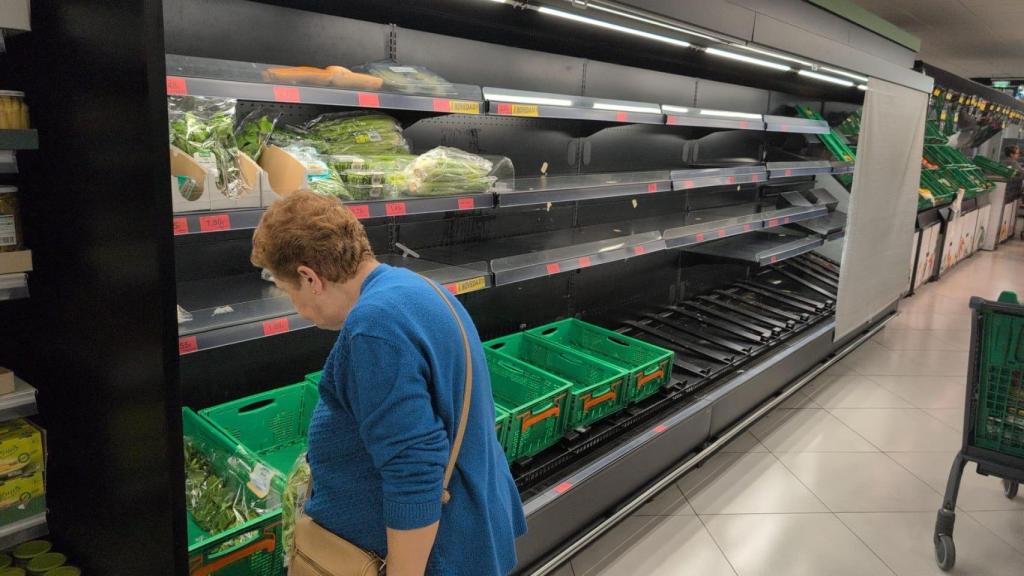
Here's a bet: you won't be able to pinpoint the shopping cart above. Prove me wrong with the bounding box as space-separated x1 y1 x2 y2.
934 291 1024 571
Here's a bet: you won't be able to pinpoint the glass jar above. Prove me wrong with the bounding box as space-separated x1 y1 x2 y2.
0 186 22 252
0 91 29 129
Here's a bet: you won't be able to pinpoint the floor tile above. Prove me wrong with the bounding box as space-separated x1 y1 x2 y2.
887 452 1024 511
805 373 915 409
719 431 769 453
634 484 695 516
830 408 962 452
886 311 969 331
775 389 819 409
550 563 574 576
677 452 827 514
702 513 894 576
967 510 1024 554
572 515 736 576
839 347 969 377
867 375 967 409
870 328 971 352
777 452 942 512
925 408 965 432
750 408 878 453
839 511 1024 576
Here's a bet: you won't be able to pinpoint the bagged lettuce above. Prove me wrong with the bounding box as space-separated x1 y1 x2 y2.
404 147 496 196
169 96 251 199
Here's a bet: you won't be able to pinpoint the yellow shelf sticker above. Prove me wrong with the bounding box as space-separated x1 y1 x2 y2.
450 100 482 115
448 276 487 295
497 103 540 117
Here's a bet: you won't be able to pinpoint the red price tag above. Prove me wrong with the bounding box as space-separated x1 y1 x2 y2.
432 99 452 113
654 424 668 434
172 217 189 236
751 174 759 182
683 180 695 189
633 246 646 255
578 256 592 268
348 204 370 219
199 214 231 232
784 217 791 224
457 197 475 210
496 103 512 115
166 76 188 96
616 112 628 122
553 482 573 495
647 183 658 193
262 317 290 336
739 120 749 129
727 176 736 184
444 283 459 295
667 115 677 125
718 229 727 238
696 232 705 242
785 169 793 177
781 125 790 133
770 256 778 264
179 336 198 355
768 218 779 227
546 263 561 275
273 86 301 103
385 202 408 217
744 223 752 232
358 92 381 108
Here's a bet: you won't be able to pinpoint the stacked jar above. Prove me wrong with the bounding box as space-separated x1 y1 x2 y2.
0 92 29 129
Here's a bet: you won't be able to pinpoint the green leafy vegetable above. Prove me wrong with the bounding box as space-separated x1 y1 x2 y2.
404 146 496 196
184 438 270 537
235 112 279 161
282 451 311 567
169 97 251 199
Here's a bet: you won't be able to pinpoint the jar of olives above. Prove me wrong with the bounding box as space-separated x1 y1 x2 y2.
0 91 29 129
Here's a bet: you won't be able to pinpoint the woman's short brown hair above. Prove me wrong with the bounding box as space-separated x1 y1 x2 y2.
251 191 374 286
1006 145 1020 158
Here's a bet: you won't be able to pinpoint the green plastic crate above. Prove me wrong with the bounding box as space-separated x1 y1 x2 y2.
487 349 572 461
304 371 322 385
973 155 1018 180
527 319 674 404
183 409 284 576
973 292 1024 459
200 382 319 477
485 332 629 429
494 406 514 462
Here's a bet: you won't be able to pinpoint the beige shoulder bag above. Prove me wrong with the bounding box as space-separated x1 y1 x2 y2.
290 279 475 576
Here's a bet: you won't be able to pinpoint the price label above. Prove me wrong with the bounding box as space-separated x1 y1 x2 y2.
743 223 752 232
654 424 668 434
784 216 791 224
615 112 628 122
695 232 705 242
770 255 778 264
553 482 573 495
172 217 189 236
262 317 290 336
385 202 408 217
784 169 793 177
546 263 561 275
179 336 198 355
358 92 381 108
768 218 779 227
751 174 759 182
578 256 592 268
199 214 231 232
726 176 736 184
933 88 941 97
666 115 677 125
683 180 695 189
633 246 646 255
347 204 370 219
444 276 487 296
273 86 301 103
457 197 476 210
496 103 539 117
451 100 481 115
718 229 727 238
739 120 749 129
166 76 188 96
647 183 658 193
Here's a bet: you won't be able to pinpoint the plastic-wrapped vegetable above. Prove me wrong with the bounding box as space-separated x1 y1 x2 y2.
354 61 457 96
235 110 280 161
283 145 353 200
303 112 409 156
282 451 312 567
404 147 497 196
184 438 275 538
168 96 250 199
325 154 366 174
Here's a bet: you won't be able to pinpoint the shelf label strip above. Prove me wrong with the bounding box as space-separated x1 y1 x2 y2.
386 202 408 217
166 76 188 96
457 197 476 210
172 217 189 236
496 103 539 117
347 204 370 219
179 336 198 355
199 213 231 233
444 276 488 296
262 317 290 336
273 86 301 103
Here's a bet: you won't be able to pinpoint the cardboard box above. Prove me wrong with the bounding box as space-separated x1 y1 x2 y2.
0 367 14 396
0 250 32 275
0 419 44 479
0 472 44 526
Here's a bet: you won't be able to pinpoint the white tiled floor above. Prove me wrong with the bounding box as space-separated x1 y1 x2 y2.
558 241 1024 576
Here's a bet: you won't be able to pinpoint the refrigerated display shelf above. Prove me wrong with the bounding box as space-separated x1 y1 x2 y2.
0 513 47 551
790 210 847 241
670 165 767 190
176 255 490 354
496 171 673 207
0 130 38 150
0 273 28 301
661 201 827 249
484 88 664 124
0 377 38 421
831 161 855 175
662 107 764 131
683 229 824 266
763 115 830 134
766 160 834 179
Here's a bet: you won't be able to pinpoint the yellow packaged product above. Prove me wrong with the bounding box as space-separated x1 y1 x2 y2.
0 420 44 479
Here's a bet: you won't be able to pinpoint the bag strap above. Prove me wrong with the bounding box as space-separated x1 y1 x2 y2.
422 278 473 505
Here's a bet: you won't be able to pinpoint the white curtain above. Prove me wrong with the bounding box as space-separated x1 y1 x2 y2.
834 78 928 340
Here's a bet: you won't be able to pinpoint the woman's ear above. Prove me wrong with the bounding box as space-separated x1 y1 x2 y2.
296 265 323 294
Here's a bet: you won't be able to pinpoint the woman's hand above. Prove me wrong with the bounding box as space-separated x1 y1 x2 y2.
386 522 440 576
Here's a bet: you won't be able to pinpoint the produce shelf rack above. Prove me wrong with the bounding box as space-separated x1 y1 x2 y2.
766 160 834 179
484 88 665 125
671 165 767 189
763 115 829 134
496 172 673 207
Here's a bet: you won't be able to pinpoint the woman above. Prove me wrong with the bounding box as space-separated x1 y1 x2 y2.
1004 145 1023 196
251 191 526 576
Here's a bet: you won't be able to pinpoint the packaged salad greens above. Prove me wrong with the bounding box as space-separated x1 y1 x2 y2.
404 146 497 196
354 61 457 96
302 112 409 156
282 145 353 200
168 96 251 199
282 451 311 567
235 109 280 161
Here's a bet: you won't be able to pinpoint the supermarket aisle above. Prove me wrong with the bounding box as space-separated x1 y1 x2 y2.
559 240 1024 576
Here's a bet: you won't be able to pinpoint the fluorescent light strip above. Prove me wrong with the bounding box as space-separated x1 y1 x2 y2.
857 84 868 91
706 47 791 72
593 102 662 114
798 70 854 87
821 66 869 83
537 6 691 48
661 105 691 114
487 93 573 106
733 44 813 67
588 3 724 43
699 109 762 120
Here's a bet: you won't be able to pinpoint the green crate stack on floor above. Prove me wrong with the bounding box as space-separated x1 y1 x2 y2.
795 105 855 190
972 292 1024 458
183 408 287 576
485 332 630 430
527 319 674 405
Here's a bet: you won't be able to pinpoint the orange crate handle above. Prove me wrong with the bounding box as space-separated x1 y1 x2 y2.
193 528 277 576
636 368 665 390
583 389 617 412
521 405 560 432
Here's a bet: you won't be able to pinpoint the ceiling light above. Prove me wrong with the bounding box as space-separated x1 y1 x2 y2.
537 6 691 48
732 44 813 67
661 105 691 114
821 66 870 83
485 92 573 106
857 84 868 91
699 109 762 119
798 70 855 87
587 3 724 43
593 102 663 114
706 47 791 71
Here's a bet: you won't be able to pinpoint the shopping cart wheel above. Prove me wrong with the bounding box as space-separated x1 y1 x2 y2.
935 534 956 571
1004 480 1019 499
